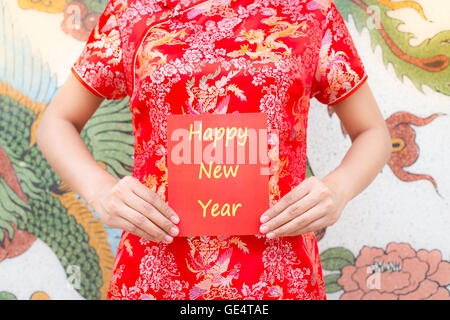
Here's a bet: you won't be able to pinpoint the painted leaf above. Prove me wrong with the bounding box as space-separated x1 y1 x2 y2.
0 291 17 300
324 273 342 293
320 247 355 271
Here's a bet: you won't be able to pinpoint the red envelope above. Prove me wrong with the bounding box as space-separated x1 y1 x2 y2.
167 113 270 236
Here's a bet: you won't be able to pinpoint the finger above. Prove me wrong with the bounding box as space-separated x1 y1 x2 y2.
111 215 160 242
260 179 311 224
285 216 329 237
123 190 179 237
118 203 173 243
259 191 319 235
129 177 180 224
265 205 325 239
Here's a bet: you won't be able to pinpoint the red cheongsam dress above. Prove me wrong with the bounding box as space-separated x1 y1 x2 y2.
71 0 368 300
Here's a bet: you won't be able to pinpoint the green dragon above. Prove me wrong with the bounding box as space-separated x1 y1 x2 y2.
335 0 449 96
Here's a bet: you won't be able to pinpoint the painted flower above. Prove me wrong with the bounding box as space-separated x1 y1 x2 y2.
338 242 450 300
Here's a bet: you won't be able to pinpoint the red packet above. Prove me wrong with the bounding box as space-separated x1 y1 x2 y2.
167 112 270 236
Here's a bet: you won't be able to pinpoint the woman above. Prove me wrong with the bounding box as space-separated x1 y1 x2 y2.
37 0 391 300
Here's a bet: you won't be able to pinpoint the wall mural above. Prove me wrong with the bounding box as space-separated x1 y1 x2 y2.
0 0 448 299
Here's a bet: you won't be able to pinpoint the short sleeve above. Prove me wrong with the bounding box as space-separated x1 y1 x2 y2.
310 1 368 106
70 0 128 100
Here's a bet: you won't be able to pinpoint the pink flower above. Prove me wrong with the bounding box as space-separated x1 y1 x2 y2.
338 243 450 300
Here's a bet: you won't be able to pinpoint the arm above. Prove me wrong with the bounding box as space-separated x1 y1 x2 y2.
36 73 179 243
322 81 392 204
36 73 116 203
259 82 392 238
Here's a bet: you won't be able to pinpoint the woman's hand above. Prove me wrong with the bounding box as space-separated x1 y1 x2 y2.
89 175 180 243
259 176 348 239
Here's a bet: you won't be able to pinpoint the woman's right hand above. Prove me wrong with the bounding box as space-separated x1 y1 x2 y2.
89 175 180 243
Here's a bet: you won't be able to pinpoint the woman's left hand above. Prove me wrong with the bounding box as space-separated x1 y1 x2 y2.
259 176 349 239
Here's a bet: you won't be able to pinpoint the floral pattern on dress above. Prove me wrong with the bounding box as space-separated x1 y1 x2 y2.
71 0 368 300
